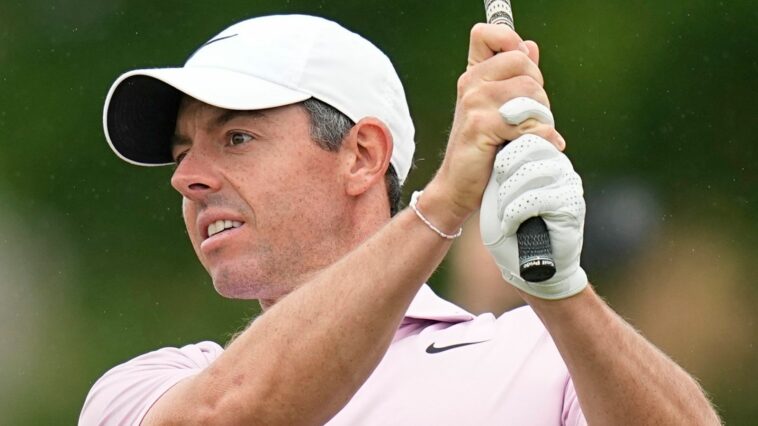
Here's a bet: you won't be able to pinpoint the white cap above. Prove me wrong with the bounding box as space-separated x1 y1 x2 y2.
103 14 415 183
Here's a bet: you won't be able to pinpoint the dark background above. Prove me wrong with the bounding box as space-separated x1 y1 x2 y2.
0 0 755 423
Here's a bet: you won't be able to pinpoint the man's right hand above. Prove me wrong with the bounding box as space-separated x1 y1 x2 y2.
420 23 565 229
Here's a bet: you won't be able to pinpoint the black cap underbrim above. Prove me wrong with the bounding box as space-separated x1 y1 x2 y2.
106 75 182 165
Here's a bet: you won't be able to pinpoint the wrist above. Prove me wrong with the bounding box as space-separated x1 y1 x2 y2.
512 267 590 301
516 284 598 329
410 191 463 239
517 281 592 305
414 182 471 236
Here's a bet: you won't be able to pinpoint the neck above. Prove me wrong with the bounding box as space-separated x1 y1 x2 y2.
257 190 391 312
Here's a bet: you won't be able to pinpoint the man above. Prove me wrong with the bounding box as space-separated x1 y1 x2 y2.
81 14 720 425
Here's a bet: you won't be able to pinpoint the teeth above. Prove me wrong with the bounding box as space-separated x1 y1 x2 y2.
207 221 222 237
207 219 243 238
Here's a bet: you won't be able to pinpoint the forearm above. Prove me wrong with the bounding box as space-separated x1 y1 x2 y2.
523 286 721 425
144 197 464 425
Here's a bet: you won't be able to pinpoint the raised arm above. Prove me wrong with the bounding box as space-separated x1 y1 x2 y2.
462 24 721 424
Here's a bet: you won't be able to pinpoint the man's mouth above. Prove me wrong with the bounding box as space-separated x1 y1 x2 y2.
207 220 243 238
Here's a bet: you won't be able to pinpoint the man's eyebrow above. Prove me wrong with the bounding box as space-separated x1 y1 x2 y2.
214 109 266 127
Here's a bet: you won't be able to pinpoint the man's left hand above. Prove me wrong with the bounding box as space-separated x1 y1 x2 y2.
480 134 588 300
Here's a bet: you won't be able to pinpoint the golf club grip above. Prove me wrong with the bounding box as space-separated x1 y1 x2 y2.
484 0 556 282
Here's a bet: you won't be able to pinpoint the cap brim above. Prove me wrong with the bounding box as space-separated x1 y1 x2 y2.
103 67 312 166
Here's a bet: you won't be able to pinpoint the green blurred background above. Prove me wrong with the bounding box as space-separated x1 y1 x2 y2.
0 0 755 423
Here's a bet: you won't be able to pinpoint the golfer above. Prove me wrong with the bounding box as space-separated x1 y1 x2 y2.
80 14 720 425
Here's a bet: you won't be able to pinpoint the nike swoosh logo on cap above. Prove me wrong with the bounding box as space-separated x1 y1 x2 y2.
187 34 239 62
425 340 488 354
200 33 239 47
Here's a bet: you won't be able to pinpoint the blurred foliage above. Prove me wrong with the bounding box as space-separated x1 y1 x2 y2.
0 0 755 423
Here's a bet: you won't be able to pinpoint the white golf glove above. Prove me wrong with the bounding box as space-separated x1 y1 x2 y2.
480 100 588 299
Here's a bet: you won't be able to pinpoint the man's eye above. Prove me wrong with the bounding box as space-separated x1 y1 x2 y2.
229 132 253 146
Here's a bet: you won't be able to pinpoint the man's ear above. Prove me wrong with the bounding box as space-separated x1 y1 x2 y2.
341 117 393 197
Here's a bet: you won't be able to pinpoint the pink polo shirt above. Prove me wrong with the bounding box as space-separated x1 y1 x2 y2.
80 285 586 425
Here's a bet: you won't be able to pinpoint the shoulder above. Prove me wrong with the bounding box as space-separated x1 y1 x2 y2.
79 341 223 426
488 304 543 323
493 305 566 366
493 304 547 335
451 304 549 342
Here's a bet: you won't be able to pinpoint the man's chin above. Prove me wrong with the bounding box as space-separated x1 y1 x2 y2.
213 282 256 300
211 276 285 301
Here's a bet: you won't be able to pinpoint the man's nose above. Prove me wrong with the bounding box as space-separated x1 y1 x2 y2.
170 150 222 201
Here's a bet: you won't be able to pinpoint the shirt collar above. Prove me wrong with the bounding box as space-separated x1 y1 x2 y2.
403 284 475 323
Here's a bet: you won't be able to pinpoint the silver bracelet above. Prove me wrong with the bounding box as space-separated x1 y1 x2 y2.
409 191 463 239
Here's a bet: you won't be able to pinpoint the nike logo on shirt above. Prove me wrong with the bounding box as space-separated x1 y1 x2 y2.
425 340 488 354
